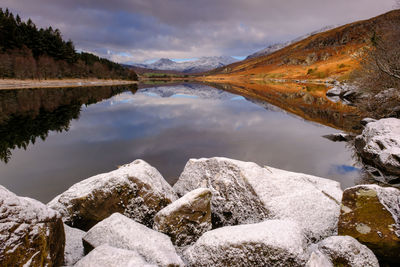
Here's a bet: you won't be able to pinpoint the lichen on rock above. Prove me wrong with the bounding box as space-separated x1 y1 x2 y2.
338 184 400 264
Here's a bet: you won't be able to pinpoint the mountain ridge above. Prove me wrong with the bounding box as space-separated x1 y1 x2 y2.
132 56 238 74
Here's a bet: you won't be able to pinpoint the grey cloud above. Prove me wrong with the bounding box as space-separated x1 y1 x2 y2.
3 0 396 62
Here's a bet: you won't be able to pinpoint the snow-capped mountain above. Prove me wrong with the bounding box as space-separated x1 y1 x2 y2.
133 56 238 73
246 25 341 59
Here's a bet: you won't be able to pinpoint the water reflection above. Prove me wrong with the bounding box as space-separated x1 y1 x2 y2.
0 82 362 202
0 85 137 163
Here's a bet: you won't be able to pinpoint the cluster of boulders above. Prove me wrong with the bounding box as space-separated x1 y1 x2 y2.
326 83 360 103
1 158 399 266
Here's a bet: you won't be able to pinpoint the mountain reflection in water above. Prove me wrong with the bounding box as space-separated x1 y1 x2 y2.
0 82 362 202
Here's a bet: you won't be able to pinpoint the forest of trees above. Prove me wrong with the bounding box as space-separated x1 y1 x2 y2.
0 8 137 80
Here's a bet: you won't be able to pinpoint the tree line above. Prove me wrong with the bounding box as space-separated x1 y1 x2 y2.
0 8 137 80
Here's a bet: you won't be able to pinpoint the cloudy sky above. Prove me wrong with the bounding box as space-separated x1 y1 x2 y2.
3 0 396 63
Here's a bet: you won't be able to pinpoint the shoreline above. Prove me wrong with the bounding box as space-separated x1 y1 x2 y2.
0 78 137 90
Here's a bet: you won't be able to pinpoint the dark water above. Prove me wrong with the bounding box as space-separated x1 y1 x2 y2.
0 82 363 202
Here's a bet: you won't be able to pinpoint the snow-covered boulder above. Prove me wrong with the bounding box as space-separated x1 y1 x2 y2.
64 224 85 266
306 236 379 267
83 213 184 267
173 157 342 242
338 185 400 264
355 118 400 183
75 244 156 267
183 220 307 267
0 185 64 266
153 188 212 246
48 159 177 230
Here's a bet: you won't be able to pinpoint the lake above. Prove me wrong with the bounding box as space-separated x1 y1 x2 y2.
0 82 363 203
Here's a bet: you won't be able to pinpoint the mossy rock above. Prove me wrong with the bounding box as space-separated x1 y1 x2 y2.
338 185 400 264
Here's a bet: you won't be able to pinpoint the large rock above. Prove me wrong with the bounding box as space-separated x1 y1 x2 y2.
173 157 342 242
0 185 64 266
75 244 156 267
183 220 307 267
338 185 400 264
355 118 400 183
64 224 85 266
48 159 177 230
306 236 379 267
83 213 184 267
153 188 212 247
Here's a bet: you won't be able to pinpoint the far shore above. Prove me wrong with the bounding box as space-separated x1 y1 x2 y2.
0 78 137 90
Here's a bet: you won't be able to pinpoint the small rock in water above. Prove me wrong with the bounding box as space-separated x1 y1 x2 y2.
338 184 400 264
48 159 177 230
322 133 352 142
306 236 379 267
183 220 307 267
0 185 65 267
153 188 212 247
82 213 184 267
74 244 156 267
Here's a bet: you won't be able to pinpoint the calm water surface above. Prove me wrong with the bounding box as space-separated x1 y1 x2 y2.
0 82 362 202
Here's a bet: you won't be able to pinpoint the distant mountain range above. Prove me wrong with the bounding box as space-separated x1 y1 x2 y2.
132 56 238 73
246 25 340 59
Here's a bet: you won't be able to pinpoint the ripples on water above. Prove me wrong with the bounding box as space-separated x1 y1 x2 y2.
0 82 362 202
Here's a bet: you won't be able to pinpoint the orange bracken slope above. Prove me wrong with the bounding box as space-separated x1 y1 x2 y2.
203 9 400 82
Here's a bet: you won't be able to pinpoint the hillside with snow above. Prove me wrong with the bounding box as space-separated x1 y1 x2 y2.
246 25 340 59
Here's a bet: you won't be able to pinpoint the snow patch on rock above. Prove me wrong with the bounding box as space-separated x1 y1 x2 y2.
48 159 177 230
83 213 184 267
74 244 156 267
183 220 307 267
64 224 85 266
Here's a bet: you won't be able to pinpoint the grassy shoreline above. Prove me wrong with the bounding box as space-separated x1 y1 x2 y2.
0 78 137 90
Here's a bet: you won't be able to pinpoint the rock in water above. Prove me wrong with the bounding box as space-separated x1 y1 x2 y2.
338 185 400 264
306 236 379 267
153 188 212 246
64 224 85 266
355 118 400 183
48 159 177 230
0 185 65 266
173 157 342 242
183 220 307 267
75 244 156 267
82 213 184 267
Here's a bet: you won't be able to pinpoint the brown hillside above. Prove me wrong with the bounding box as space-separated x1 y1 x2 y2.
203 9 400 82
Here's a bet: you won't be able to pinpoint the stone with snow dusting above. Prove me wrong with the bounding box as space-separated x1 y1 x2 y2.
74 244 156 267
183 220 307 267
83 213 184 267
306 236 379 267
338 184 400 264
0 185 64 266
153 188 212 246
173 157 342 242
48 159 177 231
64 224 85 266
355 118 400 183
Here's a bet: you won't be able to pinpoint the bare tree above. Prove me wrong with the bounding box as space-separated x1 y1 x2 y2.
353 20 400 118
